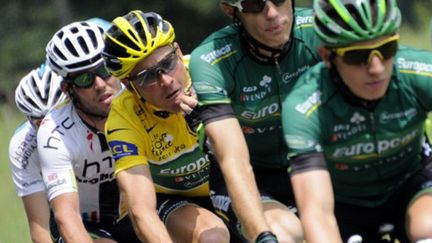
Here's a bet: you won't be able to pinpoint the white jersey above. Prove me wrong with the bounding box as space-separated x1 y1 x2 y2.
38 101 121 223
9 121 45 197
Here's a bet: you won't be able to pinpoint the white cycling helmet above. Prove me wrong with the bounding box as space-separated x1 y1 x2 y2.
46 21 105 77
15 64 67 118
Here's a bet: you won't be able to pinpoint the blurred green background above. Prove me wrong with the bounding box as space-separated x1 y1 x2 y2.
1 0 432 242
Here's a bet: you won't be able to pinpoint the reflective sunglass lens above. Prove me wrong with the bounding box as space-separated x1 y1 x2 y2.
95 65 111 79
72 73 94 88
134 50 178 87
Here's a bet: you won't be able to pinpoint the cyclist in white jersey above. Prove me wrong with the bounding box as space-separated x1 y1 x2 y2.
39 20 138 243
9 63 66 243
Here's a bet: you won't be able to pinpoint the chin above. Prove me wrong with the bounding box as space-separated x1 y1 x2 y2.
363 93 386 101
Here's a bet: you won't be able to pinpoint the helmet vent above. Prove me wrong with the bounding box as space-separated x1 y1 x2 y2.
57 31 64 39
86 29 98 50
70 26 79 34
346 4 366 30
65 39 79 57
53 46 67 61
78 36 90 54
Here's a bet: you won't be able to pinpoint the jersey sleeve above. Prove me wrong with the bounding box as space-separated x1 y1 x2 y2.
294 8 322 61
189 41 235 106
395 46 432 111
282 68 324 159
8 122 45 197
105 91 150 175
37 115 77 201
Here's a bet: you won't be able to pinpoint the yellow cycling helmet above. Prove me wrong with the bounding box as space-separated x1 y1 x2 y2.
102 10 175 79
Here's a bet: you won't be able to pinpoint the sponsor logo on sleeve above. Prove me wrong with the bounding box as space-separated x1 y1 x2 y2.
200 44 236 65
109 141 138 161
295 91 321 116
397 57 432 76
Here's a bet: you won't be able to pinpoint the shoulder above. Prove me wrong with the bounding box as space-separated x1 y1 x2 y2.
293 8 320 42
292 62 327 92
111 88 134 111
108 89 138 126
283 63 328 114
9 121 36 156
10 121 33 141
39 100 73 128
394 45 432 78
190 25 243 67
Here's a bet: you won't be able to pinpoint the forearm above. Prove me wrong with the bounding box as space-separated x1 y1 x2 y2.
301 210 341 243
221 159 269 241
51 193 92 243
56 213 92 243
22 193 51 243
129 210 172 243
291 167 342 243
117 166 172 243
207 118 270 241
28 225 51 243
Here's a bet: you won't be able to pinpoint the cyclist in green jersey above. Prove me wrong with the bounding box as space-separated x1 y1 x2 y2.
282 0 432 242
189 0 321 242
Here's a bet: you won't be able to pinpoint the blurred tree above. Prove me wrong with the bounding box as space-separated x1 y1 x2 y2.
0 0 430 105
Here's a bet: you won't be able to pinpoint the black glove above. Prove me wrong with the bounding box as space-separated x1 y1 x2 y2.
184 106 207 153
255 231 278 243
184 105 202 132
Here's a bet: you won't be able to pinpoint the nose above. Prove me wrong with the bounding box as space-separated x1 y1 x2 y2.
368 54 385 75
264 1 279 18
157 72 174 87
93 75 109 88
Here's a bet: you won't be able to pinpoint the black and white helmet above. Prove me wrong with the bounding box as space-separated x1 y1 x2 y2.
45 21 105 77
15 64 66 118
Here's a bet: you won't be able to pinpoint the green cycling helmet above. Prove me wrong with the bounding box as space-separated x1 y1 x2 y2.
313 0 401 47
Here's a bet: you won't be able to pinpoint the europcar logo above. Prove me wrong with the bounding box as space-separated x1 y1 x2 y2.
194 83 226 96
109 141 138 161
200 44 236 65
296 15 313 27
295 91 321 116
398 58 432 76
332 130 418 158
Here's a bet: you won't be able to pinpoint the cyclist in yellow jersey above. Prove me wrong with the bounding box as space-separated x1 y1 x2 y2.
102 10 230 243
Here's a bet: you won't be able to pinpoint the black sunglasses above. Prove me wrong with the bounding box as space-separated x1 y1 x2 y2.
332 35 400 65
129 48 179 88
66 65 111 88
234 0 286 13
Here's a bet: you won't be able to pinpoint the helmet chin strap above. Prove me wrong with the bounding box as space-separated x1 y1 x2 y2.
130 82 147 104
240 28 292 63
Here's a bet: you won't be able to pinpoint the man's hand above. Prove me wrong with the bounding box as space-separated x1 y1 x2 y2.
179 85 198 115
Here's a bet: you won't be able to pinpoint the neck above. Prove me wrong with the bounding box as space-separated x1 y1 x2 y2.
239 27 292 63
76 108 107 132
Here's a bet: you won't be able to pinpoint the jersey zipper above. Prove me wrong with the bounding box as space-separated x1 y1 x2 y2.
274 57 282 76
370 111 384 180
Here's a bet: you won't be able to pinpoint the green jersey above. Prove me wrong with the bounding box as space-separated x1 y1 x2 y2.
282 45 432 206
190 8 321 169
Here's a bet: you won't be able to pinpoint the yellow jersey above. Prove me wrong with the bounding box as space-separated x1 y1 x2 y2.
105 88 210 197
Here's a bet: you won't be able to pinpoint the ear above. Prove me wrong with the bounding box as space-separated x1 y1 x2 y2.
318 46 332 68
173 42 184 59
220 2 236 18
60 81 70 94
